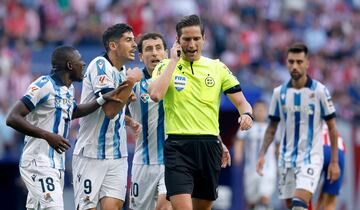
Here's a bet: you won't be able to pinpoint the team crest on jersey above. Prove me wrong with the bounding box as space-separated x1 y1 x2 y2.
205 75 215 87
174 75 187 91
140 93 150 103
177 64 183 70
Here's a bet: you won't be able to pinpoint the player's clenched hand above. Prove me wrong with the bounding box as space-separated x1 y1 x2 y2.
256 154 265 176
221 142 231 168
44 132 70 154
127 67 142 84
238 114 253 131
128 91 137 102
327 161 340 183
129 119 142 140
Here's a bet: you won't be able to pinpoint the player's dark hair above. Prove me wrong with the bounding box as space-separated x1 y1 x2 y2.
51 45 77 72
103 23 133 52
287 43 308 56
176 14 205 37
137 32 167 53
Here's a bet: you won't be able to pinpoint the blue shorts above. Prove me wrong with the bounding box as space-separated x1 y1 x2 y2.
321 145 345 195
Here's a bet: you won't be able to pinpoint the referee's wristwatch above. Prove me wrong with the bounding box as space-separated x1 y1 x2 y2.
242 112 254 121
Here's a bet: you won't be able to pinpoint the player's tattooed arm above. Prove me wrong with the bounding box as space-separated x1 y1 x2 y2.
256 120 278 176
259 120 279 155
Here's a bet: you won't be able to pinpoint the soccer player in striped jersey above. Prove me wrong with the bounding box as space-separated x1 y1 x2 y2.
234 100 277 210
256 43 340 210
72 23 142 210
128 32 172 210
314 125 345 210
6 46 127 210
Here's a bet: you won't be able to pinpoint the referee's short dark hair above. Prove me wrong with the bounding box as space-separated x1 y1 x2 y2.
137 32 167 53
287 43 309 56
176 14 205 37
103 23 133 52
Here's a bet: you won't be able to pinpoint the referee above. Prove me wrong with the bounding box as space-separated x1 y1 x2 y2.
148 14 253 210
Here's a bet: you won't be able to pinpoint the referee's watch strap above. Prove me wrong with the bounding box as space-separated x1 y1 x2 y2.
242 112 254 121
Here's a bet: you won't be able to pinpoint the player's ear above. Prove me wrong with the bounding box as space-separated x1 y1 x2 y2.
164 49 169 59
109 41 117 50
139 53 143 62
67 61 72 70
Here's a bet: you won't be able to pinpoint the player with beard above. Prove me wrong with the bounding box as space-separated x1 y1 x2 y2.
256 43 340 210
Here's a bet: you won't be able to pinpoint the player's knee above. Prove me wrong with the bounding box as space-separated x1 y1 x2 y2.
292 197 308 210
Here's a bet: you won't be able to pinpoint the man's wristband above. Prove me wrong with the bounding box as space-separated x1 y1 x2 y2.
96 93 106 106
242 112 254 121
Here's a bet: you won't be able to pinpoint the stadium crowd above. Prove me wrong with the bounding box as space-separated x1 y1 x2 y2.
0 0 359 162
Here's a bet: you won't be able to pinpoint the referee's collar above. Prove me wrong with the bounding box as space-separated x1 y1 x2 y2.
287 75 313 88
143 68 151 79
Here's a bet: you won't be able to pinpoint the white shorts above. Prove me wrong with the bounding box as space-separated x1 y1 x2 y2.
72 154 128 210
129 164 166 210
19 160 64 210
278 163 322 199
244 171 276 203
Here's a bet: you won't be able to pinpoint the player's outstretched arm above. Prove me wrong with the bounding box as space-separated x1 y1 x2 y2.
101 67 142 119
6 101 70 154
72 82 131 119
256 120 278 176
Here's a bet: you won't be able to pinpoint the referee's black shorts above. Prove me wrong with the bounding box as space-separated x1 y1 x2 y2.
164 135 222 201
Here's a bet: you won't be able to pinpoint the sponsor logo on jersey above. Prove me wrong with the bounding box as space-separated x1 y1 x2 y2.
28 85 39 97
174 75 187 91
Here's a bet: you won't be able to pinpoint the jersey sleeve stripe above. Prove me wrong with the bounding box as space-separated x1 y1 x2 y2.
223 84 242 94
95 87 114 97
21 96 35 111
323 113 336 120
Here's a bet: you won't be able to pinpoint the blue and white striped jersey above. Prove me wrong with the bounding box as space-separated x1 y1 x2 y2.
73 54 127 159
237 122 276 173
20 75 76 170
269 77 336 168
128 69 165 165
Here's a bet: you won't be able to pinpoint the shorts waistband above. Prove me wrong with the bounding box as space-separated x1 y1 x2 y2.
167 134 218 140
